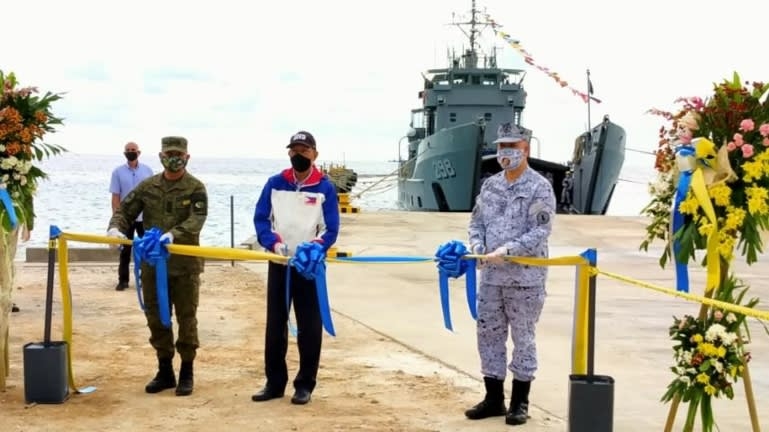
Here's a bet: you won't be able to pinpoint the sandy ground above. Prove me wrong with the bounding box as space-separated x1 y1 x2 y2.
2 262 564 432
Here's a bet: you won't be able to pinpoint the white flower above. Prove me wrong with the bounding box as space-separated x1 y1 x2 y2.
726 313 737 324
720 332 738 347
11 191 19 198
713 360 724 373
1 174 8 182
682 350 693 364
16 160 32 174
0 155 19 170
678 376 691 385
12 173 20 180
0 144 5 152
706 323 727 342
19 175 27 186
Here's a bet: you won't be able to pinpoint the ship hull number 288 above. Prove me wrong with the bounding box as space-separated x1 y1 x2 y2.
433 158 456 180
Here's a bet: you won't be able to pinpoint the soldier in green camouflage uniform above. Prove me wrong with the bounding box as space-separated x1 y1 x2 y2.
107 136 207 397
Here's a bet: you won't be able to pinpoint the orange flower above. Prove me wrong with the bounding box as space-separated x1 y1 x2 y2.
18 127 33 144
33 110 47 123
5 142 21 155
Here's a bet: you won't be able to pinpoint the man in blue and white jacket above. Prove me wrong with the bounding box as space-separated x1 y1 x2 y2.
251 130 340 406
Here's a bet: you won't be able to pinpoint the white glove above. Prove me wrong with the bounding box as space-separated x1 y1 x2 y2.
159 232 174 244
485 246 508 265
272 242 288 256
470 243 485 255
107 227 126 249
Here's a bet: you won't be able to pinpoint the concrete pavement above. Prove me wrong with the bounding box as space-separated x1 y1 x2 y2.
241 211 769 431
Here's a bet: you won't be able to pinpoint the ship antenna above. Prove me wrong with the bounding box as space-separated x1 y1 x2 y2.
469 0 478 53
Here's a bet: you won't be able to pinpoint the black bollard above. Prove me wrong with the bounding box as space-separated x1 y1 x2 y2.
23 225 69 404
568 249 614 432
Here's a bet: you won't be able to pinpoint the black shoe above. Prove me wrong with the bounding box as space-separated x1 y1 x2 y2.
175 361 194 396
506 379 531 425
145 358 176 393
251 386 284 402
465 377 506 420
11 303 20 313
506 401 529 425
290 388 312 405
465 399 506 420
115 281 128 291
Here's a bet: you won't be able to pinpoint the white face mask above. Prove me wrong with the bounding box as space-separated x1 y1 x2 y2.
497 148 524 171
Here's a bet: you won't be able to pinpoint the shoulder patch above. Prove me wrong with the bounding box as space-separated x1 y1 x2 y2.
536 211 551 225
190 192 207 215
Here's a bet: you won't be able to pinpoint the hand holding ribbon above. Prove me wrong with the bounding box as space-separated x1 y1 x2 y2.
434 240 477 331
287 241 336 337
131 227 172 328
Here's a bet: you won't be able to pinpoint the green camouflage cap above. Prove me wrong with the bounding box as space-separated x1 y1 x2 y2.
161 136 188 153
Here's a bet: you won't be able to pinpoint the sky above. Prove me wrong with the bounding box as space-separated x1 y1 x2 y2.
4 0 768 171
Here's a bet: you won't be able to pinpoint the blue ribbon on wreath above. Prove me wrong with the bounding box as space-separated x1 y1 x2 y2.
0 189 19 230
132 228 172 328
434 240 477 331
285 241 335 337
672 145 695 293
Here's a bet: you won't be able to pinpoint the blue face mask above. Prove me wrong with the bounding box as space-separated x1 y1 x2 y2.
497 148 524 171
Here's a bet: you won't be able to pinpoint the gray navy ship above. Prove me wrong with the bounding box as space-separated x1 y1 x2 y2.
397 1 626 214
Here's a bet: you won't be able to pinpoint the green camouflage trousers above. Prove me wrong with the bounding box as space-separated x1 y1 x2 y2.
141 267 200 362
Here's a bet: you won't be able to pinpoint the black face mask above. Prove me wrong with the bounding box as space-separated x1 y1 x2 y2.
124 151 139 161
290 154 312 172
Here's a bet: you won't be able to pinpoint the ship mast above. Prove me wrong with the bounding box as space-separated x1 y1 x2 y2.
451 0 494 69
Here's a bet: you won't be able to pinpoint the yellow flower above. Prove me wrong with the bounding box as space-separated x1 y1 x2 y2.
678 194 700 214
746 186 769 215
698 220 714 237
729 365 738 377
708 183 732 207
698 342 719 357
717 346 727 358
717 233 736 261
724 206 746 231
743 160 764 183
704 384 717 395
696 372 710 384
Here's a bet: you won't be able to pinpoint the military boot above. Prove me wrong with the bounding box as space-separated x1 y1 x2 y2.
506 379 531 425
176 361 194 396
465 377 506 420
145 358 176 393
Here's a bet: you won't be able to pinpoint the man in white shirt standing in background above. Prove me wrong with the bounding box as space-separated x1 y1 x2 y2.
109 141 154 291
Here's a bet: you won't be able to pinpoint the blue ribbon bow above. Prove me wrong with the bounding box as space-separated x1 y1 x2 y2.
672 145 695 293
0 188 19 230
132 228 172 328
434 240 477 331
286 241 335 337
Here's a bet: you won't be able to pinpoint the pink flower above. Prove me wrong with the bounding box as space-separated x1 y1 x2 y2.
760 123 769 137
740 119 755 132
714 310 724 321
742 144 755 158
727 141 737 151
734 133 744 146
764 137 769 147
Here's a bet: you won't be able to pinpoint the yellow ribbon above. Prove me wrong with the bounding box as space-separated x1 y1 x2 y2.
595 268 769 321
55 237 81 392
689 168 720 292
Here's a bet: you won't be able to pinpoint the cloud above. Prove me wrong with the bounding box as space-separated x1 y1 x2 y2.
3 0 768 166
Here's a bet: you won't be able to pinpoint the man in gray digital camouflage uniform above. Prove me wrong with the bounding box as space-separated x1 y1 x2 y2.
107 136 207 397
465 122 556 426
